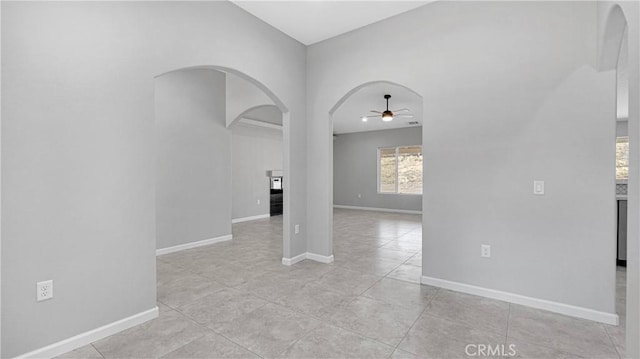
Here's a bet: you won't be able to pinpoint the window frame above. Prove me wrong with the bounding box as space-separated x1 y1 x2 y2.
377 145 423 195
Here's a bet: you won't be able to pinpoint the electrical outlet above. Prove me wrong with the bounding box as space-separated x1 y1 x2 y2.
37 280 53 301
257 199 260 205
481 245 491 258
294 224 300 234
533 180 545 195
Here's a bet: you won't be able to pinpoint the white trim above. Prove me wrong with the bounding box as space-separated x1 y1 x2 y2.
333 205 421 215
421 276 619 325
239 117 283 131
282 252 334 266
306 252 334 263
14 307 158 359
282 252 306 266
231 214 270 224
156 235 232 256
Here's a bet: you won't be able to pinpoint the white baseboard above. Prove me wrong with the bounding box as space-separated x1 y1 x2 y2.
15 306 159 359
232 214 270 224
282 252 335 266
306 252 335 264
282 252 307 266
333 205 421 215
421 276 619 325
156 235 232 256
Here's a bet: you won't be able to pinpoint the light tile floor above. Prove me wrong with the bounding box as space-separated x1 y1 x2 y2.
60 209 626 359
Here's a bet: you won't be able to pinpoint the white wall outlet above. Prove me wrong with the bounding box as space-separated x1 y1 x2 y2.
257 199 260 205
294 224 300 234
37 280 53 301
481 245 491 258
533 180 545 195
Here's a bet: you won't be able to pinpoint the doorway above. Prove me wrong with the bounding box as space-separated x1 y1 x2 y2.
154 67 291 293
329 81 424 281
598 3 632 356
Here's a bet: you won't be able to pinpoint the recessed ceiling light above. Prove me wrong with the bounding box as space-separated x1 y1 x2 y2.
362 117 368 122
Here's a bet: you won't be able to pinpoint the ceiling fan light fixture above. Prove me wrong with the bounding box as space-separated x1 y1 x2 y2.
382 110 394 122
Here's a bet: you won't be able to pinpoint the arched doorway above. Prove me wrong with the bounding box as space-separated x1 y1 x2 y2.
597 3 635 357
328 80 424 280
153 65 293 268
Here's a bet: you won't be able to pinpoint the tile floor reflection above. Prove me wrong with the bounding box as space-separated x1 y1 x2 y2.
59 209 626 359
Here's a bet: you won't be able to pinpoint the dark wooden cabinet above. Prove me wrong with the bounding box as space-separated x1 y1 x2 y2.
618 200 627 266
270 189 283 216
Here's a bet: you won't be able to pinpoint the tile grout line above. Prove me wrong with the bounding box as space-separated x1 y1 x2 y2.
602 322 623 359
150 301 211 358
90 343 105 359
153 213 423 359
388 287 441 357
163 269 373 358
272 324 319 358
503 305 617 358
159 298 267 359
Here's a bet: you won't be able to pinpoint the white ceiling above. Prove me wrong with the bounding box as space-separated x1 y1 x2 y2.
332 82 422 134
231 1 432 45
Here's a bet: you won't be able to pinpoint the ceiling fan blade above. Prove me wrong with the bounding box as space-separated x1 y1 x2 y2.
392 108 410 113
364 115 380 119
394 114 414 118
370 110 383 114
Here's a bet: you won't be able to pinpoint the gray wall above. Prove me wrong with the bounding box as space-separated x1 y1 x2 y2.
617 120 628 137
156 69 230 250
306 1 618 315
232 124 283 220
1 2 307 357
333 128 422 211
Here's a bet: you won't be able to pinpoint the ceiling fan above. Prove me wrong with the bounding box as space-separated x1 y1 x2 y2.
362 94 414 122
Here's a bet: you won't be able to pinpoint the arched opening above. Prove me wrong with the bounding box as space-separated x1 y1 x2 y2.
229 104 285 252
155 65 289 114
229 104 283 130
153 66 293 295
328 80 425 282
598 4 630 357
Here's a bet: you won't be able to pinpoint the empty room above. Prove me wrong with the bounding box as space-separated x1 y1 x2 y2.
1 1 639 359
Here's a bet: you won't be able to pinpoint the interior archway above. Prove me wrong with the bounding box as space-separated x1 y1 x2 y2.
328 80 424 281
156 65 289 114
154 65 292 264
229 104 283 129
598 3 632 357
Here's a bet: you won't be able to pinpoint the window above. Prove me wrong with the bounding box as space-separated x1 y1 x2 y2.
617 136 629 180
378 145 423 194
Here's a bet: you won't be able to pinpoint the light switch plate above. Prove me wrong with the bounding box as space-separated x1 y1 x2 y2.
533 180 545 195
